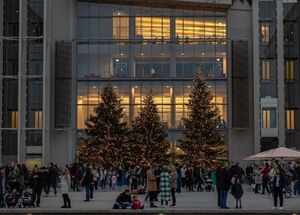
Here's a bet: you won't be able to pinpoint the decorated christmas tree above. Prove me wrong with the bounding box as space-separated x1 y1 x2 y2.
78 84 128 167
179 75 225 169
131 92 169 164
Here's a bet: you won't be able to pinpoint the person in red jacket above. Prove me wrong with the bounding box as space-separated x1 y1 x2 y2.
260 163 270 195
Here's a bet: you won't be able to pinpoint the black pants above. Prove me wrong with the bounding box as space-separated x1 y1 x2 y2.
62 194 71 207
149 191 156 205
171 188 176 205
273 187 283 207
262 179 269 194
32 188 42 207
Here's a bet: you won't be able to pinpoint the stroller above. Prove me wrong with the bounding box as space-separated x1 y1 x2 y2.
21 191 35 208
4 188 21 208
201 174 214 192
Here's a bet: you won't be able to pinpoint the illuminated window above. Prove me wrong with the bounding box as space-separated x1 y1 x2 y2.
135 17 170 39
112 12 129 39
35 111 42 128
285 60 295 80
286 109 295 130
175 18 226 40
261 60 270 80
262 108 276 128
260 23 270 43
11 111 18 128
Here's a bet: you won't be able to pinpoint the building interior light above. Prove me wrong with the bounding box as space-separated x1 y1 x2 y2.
120 53 124 56
115 59 120 62
93 86 96 89
217 58 220 62
134 86 138 89
161 52 165 56
202 52 205 56
114 86 117 89
140 53 144 56
181 52 185 56
187 86 191 88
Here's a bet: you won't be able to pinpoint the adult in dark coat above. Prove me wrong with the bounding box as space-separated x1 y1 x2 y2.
272 169 285 209
219 166 231 209
215 166 222 207
113 189 132 209
231 177 243 208
30 167 42 207
47 163 58 195
82 167 93 202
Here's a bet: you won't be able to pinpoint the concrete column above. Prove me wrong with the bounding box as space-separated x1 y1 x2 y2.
276 0 285 147
129 16 135 77
129 87 135 126
42 0 52 165
17 0 27 164
252 0 261 153
170 87 175 128
170 16 176 77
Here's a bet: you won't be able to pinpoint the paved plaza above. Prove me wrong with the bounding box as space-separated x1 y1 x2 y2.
0 187 300 214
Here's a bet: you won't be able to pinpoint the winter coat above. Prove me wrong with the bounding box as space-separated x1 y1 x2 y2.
30 172 42 191
231 182 243 199
146 169 157 192
170 172 177 189
160 172 171 201
272 174 285 189
60 175 70 194
219 168 231 191
82 171 93 186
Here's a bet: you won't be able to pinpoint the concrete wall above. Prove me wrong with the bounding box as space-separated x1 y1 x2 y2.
48 0 75 165
227 0 254 165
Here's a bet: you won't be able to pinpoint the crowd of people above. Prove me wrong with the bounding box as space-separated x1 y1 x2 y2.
0 160 299 209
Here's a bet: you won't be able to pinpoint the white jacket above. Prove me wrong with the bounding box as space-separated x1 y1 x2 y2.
60 175 70 194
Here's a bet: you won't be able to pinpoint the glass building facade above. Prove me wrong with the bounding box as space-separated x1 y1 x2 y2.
75 1 228 151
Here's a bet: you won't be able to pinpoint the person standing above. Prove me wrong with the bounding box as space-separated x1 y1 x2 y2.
260 163 270 195
47 163 58 195
60 168 71 208
216 166 222 207
170 166 177 207
272 168 285 209
30 166 42 207
160 166 171 207
82 167 93 202
219 165 230 209
175 164 182 194
146 165 157 208
180 165 187 189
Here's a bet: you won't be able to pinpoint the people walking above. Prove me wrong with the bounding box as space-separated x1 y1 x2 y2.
260 163 270 195
30 166 42 207
160 166 171 207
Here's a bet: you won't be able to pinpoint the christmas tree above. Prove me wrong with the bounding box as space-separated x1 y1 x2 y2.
131 92 169 164
179 75 225 169
78 84 128 167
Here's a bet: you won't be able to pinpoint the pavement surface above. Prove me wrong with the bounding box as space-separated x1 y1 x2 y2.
1 187 300 214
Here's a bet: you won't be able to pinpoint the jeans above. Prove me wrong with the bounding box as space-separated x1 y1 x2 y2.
90 184 94 199
46 180 57 195
294 180 300 195
32 188 42 206
85 185 91 201
220 190 228 208
247 176 253 186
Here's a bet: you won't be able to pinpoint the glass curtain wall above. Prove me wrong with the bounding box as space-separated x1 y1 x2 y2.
76 1 228 152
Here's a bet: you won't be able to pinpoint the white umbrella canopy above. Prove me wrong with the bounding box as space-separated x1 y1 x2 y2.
244 147 300 161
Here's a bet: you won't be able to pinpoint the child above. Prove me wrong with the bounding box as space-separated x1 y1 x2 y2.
231 177 243 209
111 174 117 191
132 195 144 209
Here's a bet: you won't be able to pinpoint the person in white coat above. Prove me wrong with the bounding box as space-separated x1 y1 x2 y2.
60 168 71 208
